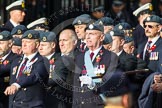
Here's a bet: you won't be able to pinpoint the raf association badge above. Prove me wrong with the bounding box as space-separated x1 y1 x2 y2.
12 66 18 75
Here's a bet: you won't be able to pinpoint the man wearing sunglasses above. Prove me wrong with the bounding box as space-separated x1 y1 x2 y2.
133 3 153 50
139 15 162 73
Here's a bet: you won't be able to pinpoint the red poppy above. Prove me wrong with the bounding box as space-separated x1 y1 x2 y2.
3 60 9 65
81 66 87 75
49 58 55 65
150 45 156 51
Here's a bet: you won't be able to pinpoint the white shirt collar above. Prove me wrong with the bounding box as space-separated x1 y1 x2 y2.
1 51 11 61
23 52 38 62
149 36 160 47
89 46 102 61
45 53 55 60
116 50 123 56
10 19 20 27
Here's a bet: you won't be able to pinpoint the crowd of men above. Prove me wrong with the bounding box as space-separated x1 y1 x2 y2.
0 0 162 108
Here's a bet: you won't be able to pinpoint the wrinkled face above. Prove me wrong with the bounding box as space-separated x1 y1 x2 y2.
74 24 87 40
38 42 55 56
111 36 124 53
144 22 160 38
10 10 25 23
123 42 134 54
11 45 22 55
59 33 76 55
22 39 39 56
86 30 104 50
0 40 12 56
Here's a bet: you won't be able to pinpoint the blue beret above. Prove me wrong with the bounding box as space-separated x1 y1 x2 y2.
103 33 113 44
40 31 57 42
93 6 104 12
0 31 12 41
11 25 27 35
124 36 134 44
86 21 104 32
143 15 161 24
110 28 125 38
101 72 131 97
22 30 39 39
97 17 114 26
72 14 91 25
12 37 22 46
114 22 131 30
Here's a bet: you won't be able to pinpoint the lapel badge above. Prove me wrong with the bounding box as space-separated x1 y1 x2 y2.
12 66 18 75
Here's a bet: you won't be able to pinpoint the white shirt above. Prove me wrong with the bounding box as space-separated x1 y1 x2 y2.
1 51 11 62
116 50 123 56
45 53 55 60
89 46 102 62
10 19 20 27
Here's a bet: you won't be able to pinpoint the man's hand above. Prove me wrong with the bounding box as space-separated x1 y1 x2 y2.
154 74 162 83
151 83 162 92
4 85 18 95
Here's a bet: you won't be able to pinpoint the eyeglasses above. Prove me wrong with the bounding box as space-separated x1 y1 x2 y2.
144 24 159 29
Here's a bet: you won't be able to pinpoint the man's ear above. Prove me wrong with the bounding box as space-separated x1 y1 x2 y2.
120 38 125 46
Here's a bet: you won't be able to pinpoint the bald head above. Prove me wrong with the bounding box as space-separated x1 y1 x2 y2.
59 29 78 55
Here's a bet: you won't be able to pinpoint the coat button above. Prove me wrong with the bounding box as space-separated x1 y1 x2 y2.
81 101 84 104
24 88 27 91
13 100 15 103
21 101 23 104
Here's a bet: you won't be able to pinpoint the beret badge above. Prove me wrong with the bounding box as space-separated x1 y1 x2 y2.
147 17 150 21
119 25 123 30
89 24 94 29
17 29 22 34
28 33 32 38
43 37 47 41
0 35 3 39
78 20 81 24
110 31 114 36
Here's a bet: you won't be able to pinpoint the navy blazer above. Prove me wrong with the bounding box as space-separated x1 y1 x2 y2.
139 37 162 72
9 53 48 108
72 47 118 108
3 20 14 32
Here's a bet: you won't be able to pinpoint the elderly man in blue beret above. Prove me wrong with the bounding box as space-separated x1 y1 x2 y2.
4 30 48 108
72 21 118 108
